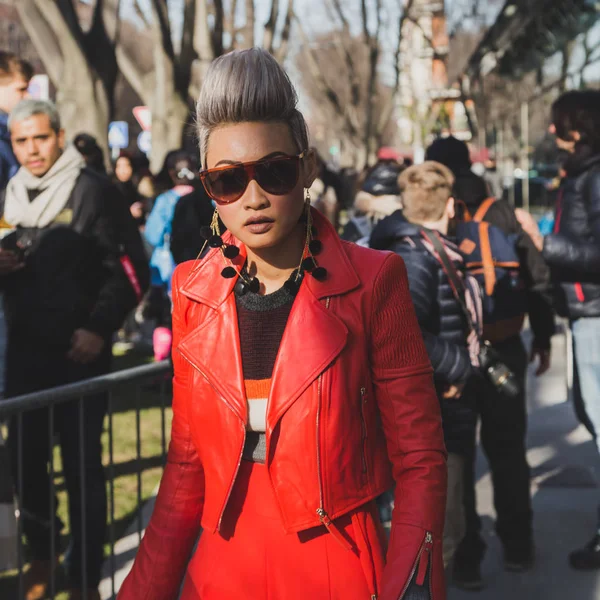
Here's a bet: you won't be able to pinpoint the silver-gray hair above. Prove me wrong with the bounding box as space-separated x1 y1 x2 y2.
196 48 309 168
8 99 61 133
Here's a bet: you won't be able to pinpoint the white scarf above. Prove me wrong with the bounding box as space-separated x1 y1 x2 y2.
4 145 85 228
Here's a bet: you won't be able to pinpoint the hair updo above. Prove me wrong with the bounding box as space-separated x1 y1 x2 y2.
196 48 309 168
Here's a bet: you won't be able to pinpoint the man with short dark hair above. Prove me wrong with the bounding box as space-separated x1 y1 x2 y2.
0 51 33 190
1 99 149 600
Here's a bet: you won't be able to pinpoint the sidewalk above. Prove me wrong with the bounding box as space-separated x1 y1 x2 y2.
101 329 600 599
449 329 600 600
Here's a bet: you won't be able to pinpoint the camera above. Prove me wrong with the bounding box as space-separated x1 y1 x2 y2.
0 229 34 262
478 341 520 398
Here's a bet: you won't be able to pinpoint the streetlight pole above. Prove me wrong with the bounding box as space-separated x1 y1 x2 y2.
521 101 530 212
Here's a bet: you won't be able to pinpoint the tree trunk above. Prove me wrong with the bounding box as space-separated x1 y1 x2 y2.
150 95 190 172
17 0 117 168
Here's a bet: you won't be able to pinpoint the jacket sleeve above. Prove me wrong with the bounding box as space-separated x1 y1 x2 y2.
543 170 600 276
118 265 205 600
543 233 600 274
0 138 18 190
369 254 447 600
543 171 600 284
84 185 150 337
394 243 472 384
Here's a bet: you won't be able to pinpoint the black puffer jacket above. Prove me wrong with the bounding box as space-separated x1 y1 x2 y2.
543 150 600 319
0 168 150 351
370 211 474 454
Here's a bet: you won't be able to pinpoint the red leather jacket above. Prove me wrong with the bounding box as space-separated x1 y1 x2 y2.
119 211 447 600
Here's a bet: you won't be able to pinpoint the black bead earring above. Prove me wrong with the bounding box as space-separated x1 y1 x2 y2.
200 209 241 261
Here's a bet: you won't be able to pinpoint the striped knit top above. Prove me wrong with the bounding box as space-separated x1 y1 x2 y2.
236 283 296 463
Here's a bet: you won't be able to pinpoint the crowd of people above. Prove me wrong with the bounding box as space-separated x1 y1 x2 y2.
0 44 600 600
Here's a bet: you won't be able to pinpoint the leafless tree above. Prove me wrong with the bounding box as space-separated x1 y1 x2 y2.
295 0 416 167
116 0 295 170
16 0 120 164
17 0 295 171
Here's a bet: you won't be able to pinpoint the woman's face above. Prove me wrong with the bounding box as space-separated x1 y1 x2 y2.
206 122 316 252
115 157 133 183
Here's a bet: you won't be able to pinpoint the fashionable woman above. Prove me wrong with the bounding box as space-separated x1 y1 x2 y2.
119 48 447 600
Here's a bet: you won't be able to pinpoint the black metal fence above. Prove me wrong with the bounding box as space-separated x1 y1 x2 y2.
0 360 172 600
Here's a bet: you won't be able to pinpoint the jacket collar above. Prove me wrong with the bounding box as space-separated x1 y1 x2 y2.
564 145 600 177
179 208 360 305
177 209 353 431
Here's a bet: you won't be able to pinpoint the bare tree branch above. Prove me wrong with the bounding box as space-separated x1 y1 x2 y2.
115 46 147 100
151 0 175 60
212 0 225 56
56 0 86 46
263 0 280 53
16 0 63 84
327 0 360 107
177 0 197 95
225 0 239 51
273 0 294 63
133 0 150 27
241 0 255 49
376 0 416 137
363 0 382 160
360 0 369 43
295 17 360 138
194 0 216 61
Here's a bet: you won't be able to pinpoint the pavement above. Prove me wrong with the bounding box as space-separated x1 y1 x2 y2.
101 326 600 599
449 327 600 600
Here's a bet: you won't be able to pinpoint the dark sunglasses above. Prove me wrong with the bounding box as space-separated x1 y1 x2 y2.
200 151 307 204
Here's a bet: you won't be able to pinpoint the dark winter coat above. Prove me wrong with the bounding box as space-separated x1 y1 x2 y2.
370 210 475 454
0 168 150 351
543 150 600 319
170 186 215 264
0 112 18 191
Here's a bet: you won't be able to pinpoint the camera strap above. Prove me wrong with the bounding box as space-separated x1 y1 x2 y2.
419 227 480 340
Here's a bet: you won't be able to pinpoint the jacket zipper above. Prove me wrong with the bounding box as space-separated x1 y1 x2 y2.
360 387 368 474
398 531 433 599
574 282 585 302
179 352 246 532
315 298 353 552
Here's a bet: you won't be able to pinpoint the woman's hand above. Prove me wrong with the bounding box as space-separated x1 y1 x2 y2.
130 201 144 220
515 208 544 252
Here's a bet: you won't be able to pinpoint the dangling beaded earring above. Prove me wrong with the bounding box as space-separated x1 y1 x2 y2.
200 209 259 294
283 191 328 295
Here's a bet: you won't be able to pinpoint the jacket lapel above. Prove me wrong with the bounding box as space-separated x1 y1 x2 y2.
178 239 247 423
266 283 348 433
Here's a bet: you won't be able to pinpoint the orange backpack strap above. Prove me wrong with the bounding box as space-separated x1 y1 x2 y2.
479 221 496 296
454 199 472 222
473 197 496 223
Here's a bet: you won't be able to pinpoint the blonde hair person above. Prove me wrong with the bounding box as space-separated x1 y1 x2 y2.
119 48 447 600
399 161 455 228
371 160 479 576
